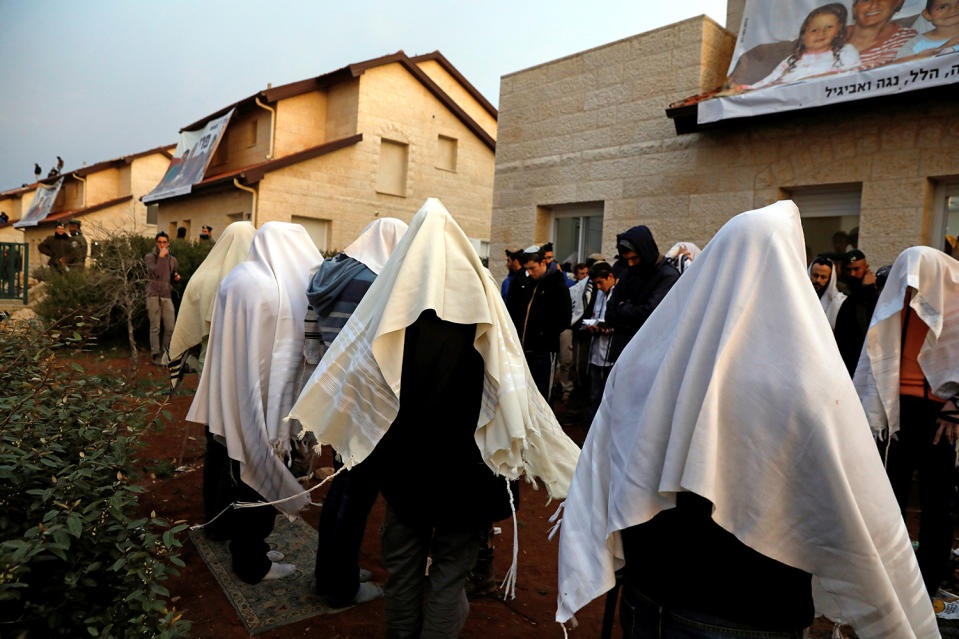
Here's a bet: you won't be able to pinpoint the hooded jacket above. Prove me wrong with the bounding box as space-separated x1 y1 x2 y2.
604 226 679 362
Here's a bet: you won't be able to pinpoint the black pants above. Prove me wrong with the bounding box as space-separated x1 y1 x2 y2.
588 363 612 427
525 351 555 401
315 459 380 606
886 394 951 597
203 430 277 584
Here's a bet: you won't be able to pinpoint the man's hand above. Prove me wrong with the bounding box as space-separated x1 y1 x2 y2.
862 268 876 286
933 400 959 445
158 246 169 258
173 272 181 282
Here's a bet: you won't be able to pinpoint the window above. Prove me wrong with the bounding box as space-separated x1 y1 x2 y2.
228 211 252 221
436 135 457 172
376 138 408 197
931 178 959 255
146 204 158 225
292 216 330 252
245 120 258 148
550 202 604 266
786 184 861 262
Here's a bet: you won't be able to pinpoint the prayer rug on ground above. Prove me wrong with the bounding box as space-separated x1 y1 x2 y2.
190 516 355 635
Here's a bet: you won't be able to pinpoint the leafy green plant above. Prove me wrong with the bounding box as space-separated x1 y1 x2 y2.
0 323 190 637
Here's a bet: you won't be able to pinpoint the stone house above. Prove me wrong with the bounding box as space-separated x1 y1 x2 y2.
2 146 173 269
147 51 497 255
490 0 959 278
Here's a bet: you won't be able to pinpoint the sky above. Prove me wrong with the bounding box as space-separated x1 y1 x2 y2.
0 0 727 192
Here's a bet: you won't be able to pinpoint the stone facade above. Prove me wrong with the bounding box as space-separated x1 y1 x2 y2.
154 52 496 253
490 10 959 280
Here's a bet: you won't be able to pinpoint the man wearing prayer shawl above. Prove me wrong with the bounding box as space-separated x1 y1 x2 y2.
556 201 937 638
808 255 846 330
167 221 256 391
854 245 959 600
306 217 407 608
187 221 321 584
289 198 580 638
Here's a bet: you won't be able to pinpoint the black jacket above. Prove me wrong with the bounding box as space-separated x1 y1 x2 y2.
833 280 880 375
604 226 679 363
365 310 514 530
506 268 572 353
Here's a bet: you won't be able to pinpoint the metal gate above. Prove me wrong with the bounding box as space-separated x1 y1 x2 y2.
0 242 28 304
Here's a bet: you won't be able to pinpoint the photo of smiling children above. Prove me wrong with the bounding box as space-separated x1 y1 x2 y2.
895 0 959 59
750 3 862 89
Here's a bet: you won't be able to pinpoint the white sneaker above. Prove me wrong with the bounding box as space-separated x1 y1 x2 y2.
267 550 285 561
352 582 383 604
262 562 296 581
358 568 373 582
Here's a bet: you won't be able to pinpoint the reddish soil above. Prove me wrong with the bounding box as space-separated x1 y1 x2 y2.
75 351 848 638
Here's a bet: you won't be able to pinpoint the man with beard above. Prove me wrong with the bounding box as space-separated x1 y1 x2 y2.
834 250 879 375
809 256 845 330
604 226 679 364
507 245 572 400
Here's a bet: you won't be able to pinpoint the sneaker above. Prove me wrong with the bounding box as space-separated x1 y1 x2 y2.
358 567 373 582
151 353 162 366
262 562 296 581
267 550 285 561
352 582 383 604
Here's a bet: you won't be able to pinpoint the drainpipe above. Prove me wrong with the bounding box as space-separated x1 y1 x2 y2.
254 97 276 160
233 179 258 227
72 173 87 208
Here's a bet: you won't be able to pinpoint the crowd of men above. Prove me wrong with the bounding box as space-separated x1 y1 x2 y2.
155 197 959 639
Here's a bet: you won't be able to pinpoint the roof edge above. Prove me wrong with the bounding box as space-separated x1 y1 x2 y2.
409 51 498 118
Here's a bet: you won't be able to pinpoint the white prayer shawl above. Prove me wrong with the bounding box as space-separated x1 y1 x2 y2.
665 241 701 260
556 201 937 638
343 218 409 275
289 198 581 501
187 222 321 517
168 221 256 362
854 246 959 440
808 258 847 330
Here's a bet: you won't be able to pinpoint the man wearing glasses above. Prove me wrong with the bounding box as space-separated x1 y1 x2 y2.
144 231 180 365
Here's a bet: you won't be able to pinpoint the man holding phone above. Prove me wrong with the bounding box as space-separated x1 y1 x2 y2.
584 261 617 424
144 231 180 365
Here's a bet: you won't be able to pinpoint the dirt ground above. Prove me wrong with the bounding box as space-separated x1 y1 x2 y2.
83 351 853 638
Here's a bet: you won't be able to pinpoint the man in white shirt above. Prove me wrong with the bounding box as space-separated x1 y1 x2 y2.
585 261 617 424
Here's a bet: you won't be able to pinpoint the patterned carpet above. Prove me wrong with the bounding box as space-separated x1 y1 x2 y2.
190 516 355 635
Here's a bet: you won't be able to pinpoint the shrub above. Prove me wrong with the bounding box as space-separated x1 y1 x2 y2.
0 323 191 637
33 233 212 360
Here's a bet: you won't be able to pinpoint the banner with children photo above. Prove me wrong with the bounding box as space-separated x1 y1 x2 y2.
698 0 959 124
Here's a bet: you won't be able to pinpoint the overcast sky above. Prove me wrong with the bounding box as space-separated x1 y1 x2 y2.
0 0 727 192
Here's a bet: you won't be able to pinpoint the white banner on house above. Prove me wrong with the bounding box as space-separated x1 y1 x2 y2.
700 51 959 124
14 178 63 228
699 0 958 124
142 109 234 203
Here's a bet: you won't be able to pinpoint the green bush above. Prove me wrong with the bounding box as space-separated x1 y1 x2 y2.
0 323 191 637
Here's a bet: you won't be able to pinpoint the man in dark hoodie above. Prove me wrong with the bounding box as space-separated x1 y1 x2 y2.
38 222 73 272
303 218 407 608
604 225 679 364
506 245 572 400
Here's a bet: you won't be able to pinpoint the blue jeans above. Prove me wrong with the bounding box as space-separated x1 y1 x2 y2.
621 585 805 639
